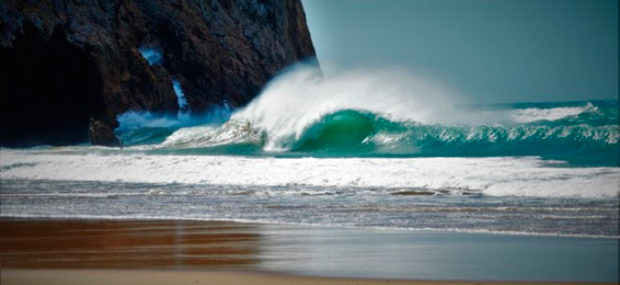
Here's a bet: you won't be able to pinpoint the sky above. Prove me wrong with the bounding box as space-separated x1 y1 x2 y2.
300 0 618 103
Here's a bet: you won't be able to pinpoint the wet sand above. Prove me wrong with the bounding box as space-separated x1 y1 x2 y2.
1 269 603 285
0 219 262 269
0 218 617 284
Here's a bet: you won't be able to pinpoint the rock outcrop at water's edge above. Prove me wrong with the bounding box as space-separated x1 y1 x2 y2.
0 0 316 146
88 118 121 147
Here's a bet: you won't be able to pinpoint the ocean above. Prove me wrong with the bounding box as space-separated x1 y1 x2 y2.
1 66 618 240
1 66 619 281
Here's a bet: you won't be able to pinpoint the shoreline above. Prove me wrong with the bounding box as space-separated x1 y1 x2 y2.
2 215 618 240
1 218 618 283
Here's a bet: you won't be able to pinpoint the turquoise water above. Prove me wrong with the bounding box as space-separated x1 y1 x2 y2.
2 98 618 237
1 64 618 281
0 58 618 282
1 98 619 282
116 100 618 166
259 225 619 282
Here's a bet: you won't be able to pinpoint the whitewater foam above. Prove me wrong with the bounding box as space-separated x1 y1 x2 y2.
1 149 618 198
230 65 459 150
160 120 262 148
510 102 598 123
146 64 616 160
172 80 189 113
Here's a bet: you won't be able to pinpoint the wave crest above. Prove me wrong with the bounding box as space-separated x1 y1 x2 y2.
151 107 618 166
161 120 263 149
509 102 600 123
116 65 617 165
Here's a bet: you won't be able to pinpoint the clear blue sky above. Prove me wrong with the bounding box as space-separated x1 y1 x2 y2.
301 0 618 103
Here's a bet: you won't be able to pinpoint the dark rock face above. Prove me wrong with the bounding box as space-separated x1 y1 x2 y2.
88 118 121 147
0 0 316 146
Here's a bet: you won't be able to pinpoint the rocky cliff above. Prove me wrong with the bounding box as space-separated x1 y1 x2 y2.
0 0 315 146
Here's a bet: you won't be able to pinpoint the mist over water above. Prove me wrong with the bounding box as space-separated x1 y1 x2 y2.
1 63 619 238
110 64 618 166
232 64 460 150
114 63 461 148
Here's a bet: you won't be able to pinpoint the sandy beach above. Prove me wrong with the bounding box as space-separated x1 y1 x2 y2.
2 269 606 285
0 218 617 284
0 219 262 269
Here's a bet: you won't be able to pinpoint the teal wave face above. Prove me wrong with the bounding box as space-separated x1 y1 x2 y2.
118 100 619 166
293 110 395 152
370 123 618 166
283 108 618 166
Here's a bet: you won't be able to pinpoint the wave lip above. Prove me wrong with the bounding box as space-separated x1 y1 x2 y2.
110 63 618 166
123 103 619 166
109 63 618 165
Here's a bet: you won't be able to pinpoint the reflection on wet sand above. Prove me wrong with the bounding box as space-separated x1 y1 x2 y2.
0 219 262 269
1 218 618 282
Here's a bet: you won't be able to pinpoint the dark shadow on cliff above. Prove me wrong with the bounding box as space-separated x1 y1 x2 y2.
0 0 316 147
0 22 106 147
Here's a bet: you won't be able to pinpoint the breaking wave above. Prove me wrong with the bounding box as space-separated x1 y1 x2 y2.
150 108 617 165
114 65 618 166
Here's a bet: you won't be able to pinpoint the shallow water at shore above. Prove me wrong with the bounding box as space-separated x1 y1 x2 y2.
1 219 617 282
1 176 618 238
